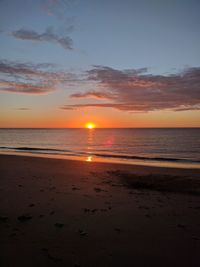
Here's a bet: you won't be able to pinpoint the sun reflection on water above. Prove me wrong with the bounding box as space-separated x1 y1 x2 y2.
87 127 94 151
86 155 93 162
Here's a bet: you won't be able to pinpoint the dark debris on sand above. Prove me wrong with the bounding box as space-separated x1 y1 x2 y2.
78 229 88 237
54 223 64 228
107 171 200 196
17 215 32 222
94 187 106 193
47 253 63 262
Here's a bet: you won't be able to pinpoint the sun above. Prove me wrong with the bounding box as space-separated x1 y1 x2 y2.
85 122 96 129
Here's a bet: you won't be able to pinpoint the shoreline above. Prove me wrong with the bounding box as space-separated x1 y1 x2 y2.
0 154 200 266
1 150 200 169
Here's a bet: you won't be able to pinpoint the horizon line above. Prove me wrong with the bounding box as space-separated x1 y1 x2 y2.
0 127 200 129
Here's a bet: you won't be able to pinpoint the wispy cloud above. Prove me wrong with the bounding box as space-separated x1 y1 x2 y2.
0 80 55 95
42 0 75 20
61 65 200 112
0 60 77 95
70 91 114 100
11 27 73 50
60 103 145 111
14 108 31 110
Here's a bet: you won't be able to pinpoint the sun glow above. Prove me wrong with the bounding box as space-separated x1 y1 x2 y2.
86 155 93 162
85 122 96 129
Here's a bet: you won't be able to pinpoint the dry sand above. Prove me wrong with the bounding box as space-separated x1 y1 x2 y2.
0 154 200 267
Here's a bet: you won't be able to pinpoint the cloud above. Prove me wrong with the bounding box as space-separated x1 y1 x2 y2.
0 60 54 78
61 66 200 112
15 108 31 110
12 27 73 50
60 103 146 111
0 60 77 95
70 91 114 100
0 80 55 95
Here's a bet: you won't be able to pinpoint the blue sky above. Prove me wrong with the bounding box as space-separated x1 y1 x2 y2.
1 0 200 72
0 0 200 127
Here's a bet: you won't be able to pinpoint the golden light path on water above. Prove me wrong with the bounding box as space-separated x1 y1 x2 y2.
86 155 93 162
86 127 94 162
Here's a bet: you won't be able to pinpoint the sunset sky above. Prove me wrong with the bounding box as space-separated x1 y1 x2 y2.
0 0 200 128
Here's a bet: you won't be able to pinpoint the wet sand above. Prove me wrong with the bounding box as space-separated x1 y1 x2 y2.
0 154 200 267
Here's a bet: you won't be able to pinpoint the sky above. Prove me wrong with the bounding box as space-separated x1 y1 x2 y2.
0 0 200 128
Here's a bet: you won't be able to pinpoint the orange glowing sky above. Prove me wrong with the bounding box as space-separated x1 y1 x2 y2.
1 100 200 128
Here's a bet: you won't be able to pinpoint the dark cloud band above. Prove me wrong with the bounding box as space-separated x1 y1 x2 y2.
62 65 200 112
0 60 76 95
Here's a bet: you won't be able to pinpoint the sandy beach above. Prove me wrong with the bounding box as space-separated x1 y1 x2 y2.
0 154 200 267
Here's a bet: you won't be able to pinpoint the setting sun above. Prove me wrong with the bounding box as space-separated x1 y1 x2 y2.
85 122 96 129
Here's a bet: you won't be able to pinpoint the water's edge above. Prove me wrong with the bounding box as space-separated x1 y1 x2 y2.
1 150 200 169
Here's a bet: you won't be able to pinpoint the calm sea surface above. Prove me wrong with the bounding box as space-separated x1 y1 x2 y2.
0 128 200 168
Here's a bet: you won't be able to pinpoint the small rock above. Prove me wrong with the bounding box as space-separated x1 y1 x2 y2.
78 229 88 237
47 254 62 262
94 187 103 193
72 187 80 191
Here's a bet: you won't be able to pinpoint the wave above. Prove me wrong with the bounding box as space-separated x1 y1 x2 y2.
0 146 200 164
0 146 70 153
92 153 200 163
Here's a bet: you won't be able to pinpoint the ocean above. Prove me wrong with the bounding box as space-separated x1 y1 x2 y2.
0 128 200 168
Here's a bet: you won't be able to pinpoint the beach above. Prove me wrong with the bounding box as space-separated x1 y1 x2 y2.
0 154 200 267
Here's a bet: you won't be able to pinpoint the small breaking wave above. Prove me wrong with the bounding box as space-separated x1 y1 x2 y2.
0 146 200 164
